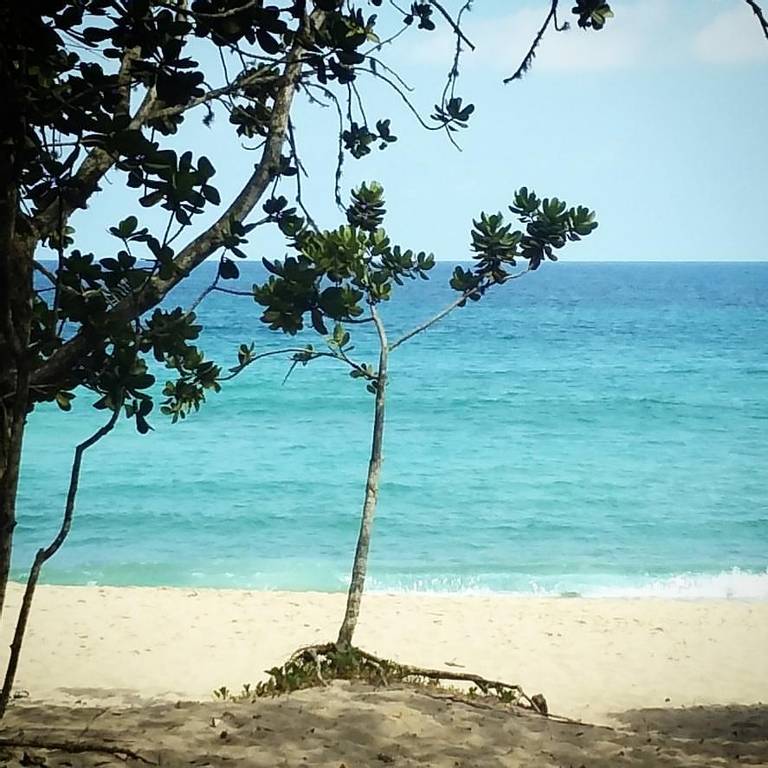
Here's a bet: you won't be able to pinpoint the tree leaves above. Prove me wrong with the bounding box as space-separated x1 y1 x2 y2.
219 257 240 280
346 182 386 231
450 188 599 296
15 0 611 432
54 391 75 412
431 97 475 132
571 1 614 30
251 183 434 349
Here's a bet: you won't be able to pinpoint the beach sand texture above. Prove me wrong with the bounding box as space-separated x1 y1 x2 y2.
3 684 768 767
1 584 766 724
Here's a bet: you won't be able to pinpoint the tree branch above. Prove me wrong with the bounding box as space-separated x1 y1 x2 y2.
218 344 372 383
154 0 259 19
30 82 157 242
213 286 256 297
744 0 768 40
428 0 475 51
299 82 345 206
189 271 221 313
29 12 321 394
32 261 57 286
287 118 320 232
0 738 153 764
148 67 281 122
354 66 440 133
115 45 141 118
389 268 531 352
504 0 558 83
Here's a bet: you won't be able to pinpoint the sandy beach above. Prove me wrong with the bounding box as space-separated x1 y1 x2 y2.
1 583 766 724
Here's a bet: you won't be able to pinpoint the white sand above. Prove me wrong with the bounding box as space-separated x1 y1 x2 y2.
1 583 766 723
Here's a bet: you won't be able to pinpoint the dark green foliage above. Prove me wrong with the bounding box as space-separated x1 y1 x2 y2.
247 181 595 401
255 645 403 696
249 181 596 344
341 120 398 159
450 187 598 300
3 0 492 436
0 0 613 437
571 1 614 30
405 3 436 31
252 183 434 342
430 97 475 133
346 182 386 231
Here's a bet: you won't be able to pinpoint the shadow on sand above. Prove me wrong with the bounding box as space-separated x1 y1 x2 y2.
1 684 766 767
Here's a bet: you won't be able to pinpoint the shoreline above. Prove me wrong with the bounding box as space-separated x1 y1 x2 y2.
9 578 768 600
1 583 767 724
8 569 768 600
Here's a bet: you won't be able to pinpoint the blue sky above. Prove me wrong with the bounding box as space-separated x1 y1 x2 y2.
76 0 768 263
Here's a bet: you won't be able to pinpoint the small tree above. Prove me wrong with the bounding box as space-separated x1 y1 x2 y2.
241 181 598 649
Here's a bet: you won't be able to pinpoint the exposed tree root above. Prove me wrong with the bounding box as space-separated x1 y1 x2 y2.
253 642 550 716
0 737 155 764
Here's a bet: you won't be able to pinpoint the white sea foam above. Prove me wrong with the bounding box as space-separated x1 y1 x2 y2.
582 568 768 599
367 568 768 600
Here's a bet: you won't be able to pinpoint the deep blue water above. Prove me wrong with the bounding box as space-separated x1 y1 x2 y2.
12 262 768 597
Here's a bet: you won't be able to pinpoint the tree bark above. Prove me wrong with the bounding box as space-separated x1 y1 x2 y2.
337 308 388 650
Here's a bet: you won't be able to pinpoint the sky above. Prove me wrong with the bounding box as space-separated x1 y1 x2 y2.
76 0 768 263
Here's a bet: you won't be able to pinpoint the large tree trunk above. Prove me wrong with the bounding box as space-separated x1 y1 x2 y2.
336 310 388 650
0 185 34 625
0 405 27 627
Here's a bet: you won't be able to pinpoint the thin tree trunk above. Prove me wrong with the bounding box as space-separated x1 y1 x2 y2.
337 308 388 650
0 407 120 717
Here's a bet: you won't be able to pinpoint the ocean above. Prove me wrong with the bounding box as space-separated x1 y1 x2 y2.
12 262 768 598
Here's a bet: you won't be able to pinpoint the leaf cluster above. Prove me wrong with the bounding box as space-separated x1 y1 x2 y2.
30 248 221 432
255 645 404 696
571 1 614 30
450 187 598 299
342 119 398 159
253 182 434 337
430 97 475 133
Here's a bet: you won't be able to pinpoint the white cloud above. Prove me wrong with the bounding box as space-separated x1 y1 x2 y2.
410 1 768 76
693 5 768 63
412 1 675 75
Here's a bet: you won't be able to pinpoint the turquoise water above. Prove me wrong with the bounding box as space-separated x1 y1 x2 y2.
12 262 768 597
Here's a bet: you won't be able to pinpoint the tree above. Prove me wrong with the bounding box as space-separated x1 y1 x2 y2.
0 0 620 628
234 181 598 650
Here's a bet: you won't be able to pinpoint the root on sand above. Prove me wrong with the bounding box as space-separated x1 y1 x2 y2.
0 737 155 764
0 645 559 762
250 643 549 716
